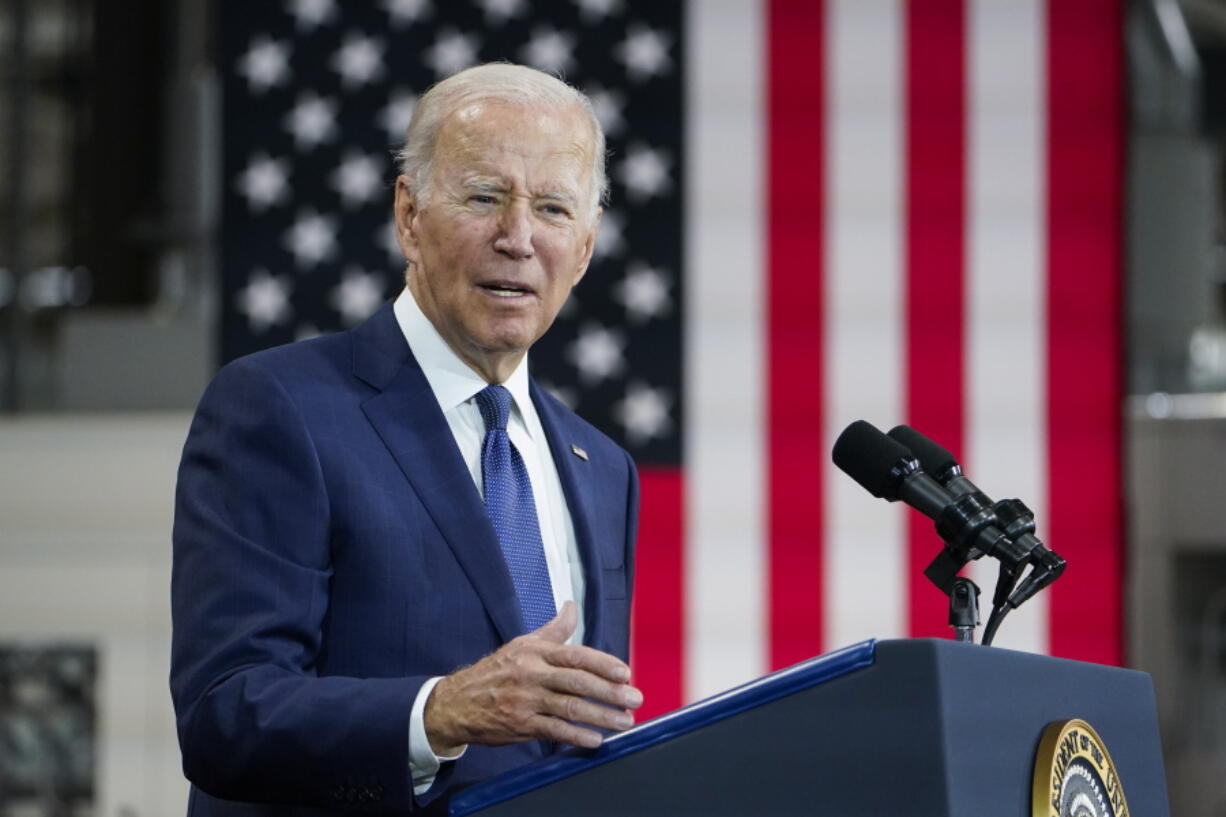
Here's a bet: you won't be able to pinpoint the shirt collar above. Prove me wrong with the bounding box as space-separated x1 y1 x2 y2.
393 287 538 434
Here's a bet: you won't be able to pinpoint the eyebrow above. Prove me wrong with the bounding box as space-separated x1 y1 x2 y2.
462 179 508 194
460 178 579 205
537 191 579 205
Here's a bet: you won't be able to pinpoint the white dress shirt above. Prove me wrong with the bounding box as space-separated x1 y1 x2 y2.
393 288 586 794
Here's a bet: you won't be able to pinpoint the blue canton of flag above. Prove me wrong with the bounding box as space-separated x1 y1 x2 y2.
220 0 684 465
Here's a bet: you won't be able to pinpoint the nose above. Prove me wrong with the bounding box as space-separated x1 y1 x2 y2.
492 201 534 259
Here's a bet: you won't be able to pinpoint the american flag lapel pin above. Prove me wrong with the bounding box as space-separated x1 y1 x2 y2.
571 444 589 461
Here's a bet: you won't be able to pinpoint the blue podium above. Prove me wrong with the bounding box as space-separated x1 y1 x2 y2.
449 639 1169 816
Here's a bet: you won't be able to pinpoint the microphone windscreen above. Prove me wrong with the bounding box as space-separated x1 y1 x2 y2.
832 420 914 499
887 425 958 477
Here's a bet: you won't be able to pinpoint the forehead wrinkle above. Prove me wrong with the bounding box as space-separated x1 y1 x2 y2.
436 102 595 203
447 127 589 170
451 100 593 151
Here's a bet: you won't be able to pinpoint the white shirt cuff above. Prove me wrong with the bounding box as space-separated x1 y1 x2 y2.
409 676 467 795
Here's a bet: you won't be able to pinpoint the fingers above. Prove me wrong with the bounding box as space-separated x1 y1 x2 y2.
424 611 646 752
545 666 642 712
540 690 635 732
526 714 605 749
530 602 635 689
532 600 579 644
545 641 632 685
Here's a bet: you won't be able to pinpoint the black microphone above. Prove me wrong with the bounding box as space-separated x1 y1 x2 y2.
831 420 948 515
886 424 1066 608
831 421 1014 568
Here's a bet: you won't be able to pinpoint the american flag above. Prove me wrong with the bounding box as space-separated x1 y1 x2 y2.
219 0 1123 722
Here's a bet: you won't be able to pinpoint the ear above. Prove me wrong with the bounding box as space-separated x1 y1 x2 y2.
393 175 422 266
572 206 602 288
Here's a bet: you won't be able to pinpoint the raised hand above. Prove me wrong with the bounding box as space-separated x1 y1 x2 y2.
423 601 643 755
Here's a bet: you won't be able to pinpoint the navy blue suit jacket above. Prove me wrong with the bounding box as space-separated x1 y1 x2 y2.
170 303 638 815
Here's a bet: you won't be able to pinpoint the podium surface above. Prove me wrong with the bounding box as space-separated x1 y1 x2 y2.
449 639 1168 816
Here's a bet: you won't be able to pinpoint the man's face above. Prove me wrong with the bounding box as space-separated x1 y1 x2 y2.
395 100 599 382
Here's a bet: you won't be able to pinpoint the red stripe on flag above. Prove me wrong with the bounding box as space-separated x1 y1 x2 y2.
1045 0 1124 664
767 0 827 669
904 0 967 639
629 467 684 718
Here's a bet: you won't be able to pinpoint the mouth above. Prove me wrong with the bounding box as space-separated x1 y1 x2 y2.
477 280 536 299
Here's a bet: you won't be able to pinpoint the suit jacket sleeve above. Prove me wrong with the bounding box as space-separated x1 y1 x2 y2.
170 357 445 812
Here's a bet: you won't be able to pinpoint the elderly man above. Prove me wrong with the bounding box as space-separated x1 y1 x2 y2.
171 63 642 816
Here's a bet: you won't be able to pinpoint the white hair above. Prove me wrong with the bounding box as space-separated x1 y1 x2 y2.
396 62 608 221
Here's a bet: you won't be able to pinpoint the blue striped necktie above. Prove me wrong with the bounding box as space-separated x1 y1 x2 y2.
475 384 556 631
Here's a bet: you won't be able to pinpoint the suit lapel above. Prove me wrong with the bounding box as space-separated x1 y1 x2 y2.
352 305 525 644
531 380 606 650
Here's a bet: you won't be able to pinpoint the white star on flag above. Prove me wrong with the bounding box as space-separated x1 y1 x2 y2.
236 154 290 211
618 144 672 203
478 0 526 26
331 33 385 88
613 381 673 444
331 151 385 208
284 92 338 150
616 24 672 81
284 210 338 268
288 0 337 30
237 37 291 93
586 85 626 137
295 324 323 341
573 0 623 23
379 89 418 143
382 0 431 27
423 29 481 78
520 26 576 75
330 267 387 326
567 323 625 384
593 209 626 260
236 269 293 333
615 261 671 323
539 380 579 411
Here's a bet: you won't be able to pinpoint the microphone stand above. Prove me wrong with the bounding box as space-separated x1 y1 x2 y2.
948 577 981 643
922 494 1067 646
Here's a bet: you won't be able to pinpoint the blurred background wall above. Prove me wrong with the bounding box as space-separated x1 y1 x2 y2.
0 0 1224 815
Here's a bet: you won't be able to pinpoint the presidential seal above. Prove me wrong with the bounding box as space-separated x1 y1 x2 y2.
1032 718 1130 817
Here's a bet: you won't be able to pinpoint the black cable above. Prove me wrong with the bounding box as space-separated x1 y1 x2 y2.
981 603 1011 646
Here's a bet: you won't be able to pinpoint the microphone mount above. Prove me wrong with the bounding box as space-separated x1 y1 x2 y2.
886 424 1069 645
948 577 981 643
832 420 1069 647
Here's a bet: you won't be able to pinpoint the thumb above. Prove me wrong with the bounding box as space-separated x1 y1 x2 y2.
532 600 578 643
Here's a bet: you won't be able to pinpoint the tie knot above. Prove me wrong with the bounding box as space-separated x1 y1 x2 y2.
476 384 512 432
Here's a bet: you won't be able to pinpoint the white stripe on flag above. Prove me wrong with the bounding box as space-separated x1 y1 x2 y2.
967 0 1049 654
824 0 907 648
684 0 768 701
